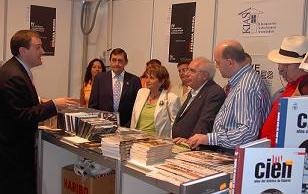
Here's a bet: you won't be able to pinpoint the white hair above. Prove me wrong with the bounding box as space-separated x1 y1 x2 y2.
194 57 216 79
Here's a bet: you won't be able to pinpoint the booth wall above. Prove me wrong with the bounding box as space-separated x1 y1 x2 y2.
69 0 308 98
1 0 308 98
1 0 72 98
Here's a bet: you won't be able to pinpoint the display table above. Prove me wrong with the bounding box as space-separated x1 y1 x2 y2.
38 129 230 194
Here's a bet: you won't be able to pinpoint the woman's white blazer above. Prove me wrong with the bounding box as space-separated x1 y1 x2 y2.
130 88 181 138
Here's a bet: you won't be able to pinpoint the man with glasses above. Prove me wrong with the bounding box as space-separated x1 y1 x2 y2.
260 35 308 147
185 40 271 152
171 60 191 104
172 57 225 143
89 48 141 127
0 30 78 193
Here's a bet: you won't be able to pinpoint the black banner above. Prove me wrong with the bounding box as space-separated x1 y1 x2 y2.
30 5 56 56
169 2 196 63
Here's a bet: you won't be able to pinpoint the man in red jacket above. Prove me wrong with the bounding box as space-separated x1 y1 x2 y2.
260 35 308 147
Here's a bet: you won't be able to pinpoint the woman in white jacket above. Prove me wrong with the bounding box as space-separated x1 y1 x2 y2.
131 64 181 138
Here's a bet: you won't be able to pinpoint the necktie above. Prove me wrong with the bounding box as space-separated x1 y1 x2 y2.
113 76 121 112
179 91 192 117
224 83 231 95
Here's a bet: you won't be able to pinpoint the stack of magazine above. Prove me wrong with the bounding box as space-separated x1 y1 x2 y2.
129 139 173 166
57 107 119 141
147 158 221 186
100 129 151 161
147 150 234 187
174 151 234 175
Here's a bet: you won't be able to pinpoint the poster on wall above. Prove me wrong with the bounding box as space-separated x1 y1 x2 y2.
168 2 196 63
30 5 56 56
238 5 277 37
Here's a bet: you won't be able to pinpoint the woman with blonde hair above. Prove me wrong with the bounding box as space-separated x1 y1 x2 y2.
131 63 181 138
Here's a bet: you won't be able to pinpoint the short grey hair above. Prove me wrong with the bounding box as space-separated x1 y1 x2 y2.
195 57 216 80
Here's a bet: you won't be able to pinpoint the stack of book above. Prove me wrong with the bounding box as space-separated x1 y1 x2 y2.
78 117 116 141
100 132 150 161
65 112 100 134
129 139 173 166
174 151 234 175
57 107 119 141
147 158 221 186
146 150 234 190
57 107 100 130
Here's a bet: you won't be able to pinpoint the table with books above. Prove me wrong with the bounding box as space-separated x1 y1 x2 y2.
38 107 234 194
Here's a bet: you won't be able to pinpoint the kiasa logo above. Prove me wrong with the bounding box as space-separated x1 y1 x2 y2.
238 7 263 34
238 7 276 36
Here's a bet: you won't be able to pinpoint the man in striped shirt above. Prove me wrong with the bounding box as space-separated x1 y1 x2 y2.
187 40 271 151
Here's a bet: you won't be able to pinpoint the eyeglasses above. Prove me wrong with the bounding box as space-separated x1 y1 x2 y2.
188 68 205 74
111 58 125 64
178 67 189 74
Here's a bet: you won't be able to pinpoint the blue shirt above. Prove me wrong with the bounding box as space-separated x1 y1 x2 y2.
208 64 271 149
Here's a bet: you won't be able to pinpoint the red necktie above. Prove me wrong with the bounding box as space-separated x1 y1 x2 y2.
224 83 231 95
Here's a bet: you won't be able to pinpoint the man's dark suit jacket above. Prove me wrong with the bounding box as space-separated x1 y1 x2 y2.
0 57 57 194
89 71 141 127
172 79 226 139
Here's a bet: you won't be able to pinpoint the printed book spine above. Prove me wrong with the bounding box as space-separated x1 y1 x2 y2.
233 147 245 194
276 98 288 147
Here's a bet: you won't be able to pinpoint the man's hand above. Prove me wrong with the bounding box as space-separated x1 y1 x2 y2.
172 137 188 144
187 134 209 149
53 97 80 110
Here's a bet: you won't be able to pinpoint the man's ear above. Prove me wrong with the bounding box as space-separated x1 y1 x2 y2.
19 47 26 56
226 58 233 66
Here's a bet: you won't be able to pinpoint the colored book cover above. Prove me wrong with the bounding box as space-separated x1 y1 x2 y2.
276 96 308 186
234 147 305 194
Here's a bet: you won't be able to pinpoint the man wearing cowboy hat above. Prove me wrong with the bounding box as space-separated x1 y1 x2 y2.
260 35 308 147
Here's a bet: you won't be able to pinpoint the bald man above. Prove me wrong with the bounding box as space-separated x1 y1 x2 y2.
186 40 271 151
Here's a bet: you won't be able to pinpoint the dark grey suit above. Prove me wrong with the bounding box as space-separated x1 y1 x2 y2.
89 71 141 127
172 80 225 139
0 57 57 194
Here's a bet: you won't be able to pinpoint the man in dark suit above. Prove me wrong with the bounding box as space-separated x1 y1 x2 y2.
89 48 141 127
0 30 78 194
172 57 225 141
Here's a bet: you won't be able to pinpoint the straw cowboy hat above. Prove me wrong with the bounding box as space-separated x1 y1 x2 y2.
268 35 308 64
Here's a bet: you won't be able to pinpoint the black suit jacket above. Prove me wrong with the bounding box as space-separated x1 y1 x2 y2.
89 71 141 127
0 57 57 194
172 80 226 139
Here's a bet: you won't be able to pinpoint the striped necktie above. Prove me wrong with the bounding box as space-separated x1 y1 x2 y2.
113 76 121 112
